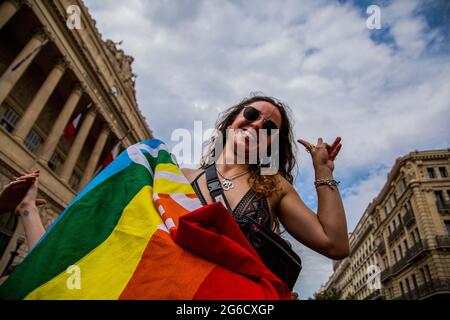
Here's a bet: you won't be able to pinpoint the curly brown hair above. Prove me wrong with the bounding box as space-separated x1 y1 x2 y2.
201 94 298 200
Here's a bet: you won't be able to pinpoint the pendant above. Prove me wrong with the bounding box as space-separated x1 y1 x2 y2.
221 178 234 191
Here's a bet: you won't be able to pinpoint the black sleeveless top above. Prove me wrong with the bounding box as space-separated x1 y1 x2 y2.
190 171 274 231
190 170 302 290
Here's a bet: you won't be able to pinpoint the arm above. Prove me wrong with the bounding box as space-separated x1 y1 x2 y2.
3 171 47 249
16 201 46 250
278 170 349 259
278 137 350 260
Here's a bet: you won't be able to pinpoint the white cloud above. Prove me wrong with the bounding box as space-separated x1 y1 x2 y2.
341 167 391 231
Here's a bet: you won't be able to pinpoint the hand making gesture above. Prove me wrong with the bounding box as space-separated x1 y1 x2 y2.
297 137 342 173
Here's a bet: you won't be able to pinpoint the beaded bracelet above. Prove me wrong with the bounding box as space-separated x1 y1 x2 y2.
314 179 340 189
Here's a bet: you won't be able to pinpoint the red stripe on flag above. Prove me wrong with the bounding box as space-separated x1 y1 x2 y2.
119 230 215 300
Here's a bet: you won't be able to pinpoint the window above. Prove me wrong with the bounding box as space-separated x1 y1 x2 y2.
410 231 417 244
412 274 418 290
0 211 19 259
435 191 445 209
405 278 411 294
427 168 436 179
0 106 20 132
439 167 448 178
376 215 381 226
403 240 408 252
406 200 413 214
388 195 396 211
24 129 42 153
69 172 81 190
399 282 404 295
393 250 398 262
420 268 427 284
445 221 450 235
398 245 403 258
48 152 61 172
425 265 432 283
414 228 421 241
386 201 392 214
399 178 406 194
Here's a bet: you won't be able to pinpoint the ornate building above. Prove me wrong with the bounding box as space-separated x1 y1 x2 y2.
323 149 450 300
0 0 153 274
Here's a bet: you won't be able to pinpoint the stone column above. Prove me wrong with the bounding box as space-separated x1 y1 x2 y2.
12 59 66 141
78 124 110 191
59 109 97 183
0 28 47 105
37 84 83 163
0 0 23 29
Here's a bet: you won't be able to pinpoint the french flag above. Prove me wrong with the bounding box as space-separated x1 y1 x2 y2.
64 112 82 140
102 141 121 169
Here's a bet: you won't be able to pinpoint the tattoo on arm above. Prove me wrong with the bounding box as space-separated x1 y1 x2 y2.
22 209 29 217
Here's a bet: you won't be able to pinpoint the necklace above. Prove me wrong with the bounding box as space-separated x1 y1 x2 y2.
216 167 249 191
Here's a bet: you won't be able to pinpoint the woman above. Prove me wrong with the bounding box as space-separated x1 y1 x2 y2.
182 95 350 261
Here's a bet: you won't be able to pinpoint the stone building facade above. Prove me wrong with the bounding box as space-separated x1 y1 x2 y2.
324 149 450 300
0 0 153 274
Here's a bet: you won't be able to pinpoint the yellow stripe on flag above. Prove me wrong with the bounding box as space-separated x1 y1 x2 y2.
154 178 195 194
25 186 161 300
155 163 184 175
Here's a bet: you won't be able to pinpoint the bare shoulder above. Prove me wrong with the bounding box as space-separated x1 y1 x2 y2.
274 173 295 194
180 167 203 183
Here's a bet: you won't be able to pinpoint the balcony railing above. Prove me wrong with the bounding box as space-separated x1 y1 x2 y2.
395 278 450 300
406 240 428 261
435 235 450 248
350 223 374 252
398 224 405 237
366 289 384 300
437 200 450 213
381 267 392 282
388 231 396 243
388 223 405 244
402 209 416 228
377 242 386 255
391 255 408 275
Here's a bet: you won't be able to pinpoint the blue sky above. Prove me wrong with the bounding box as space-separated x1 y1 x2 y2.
84 0 450 299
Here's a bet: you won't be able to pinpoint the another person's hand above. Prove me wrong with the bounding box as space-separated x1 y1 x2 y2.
6 171 47 249
297 137 342 173
0 171 46 215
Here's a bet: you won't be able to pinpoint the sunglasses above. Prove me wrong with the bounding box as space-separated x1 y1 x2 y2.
242 106 279 134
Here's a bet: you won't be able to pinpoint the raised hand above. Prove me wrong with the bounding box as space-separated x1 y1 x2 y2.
297 137 342 172
0 171 47 215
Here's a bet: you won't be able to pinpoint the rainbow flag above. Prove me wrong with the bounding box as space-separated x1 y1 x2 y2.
0 140 290 300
